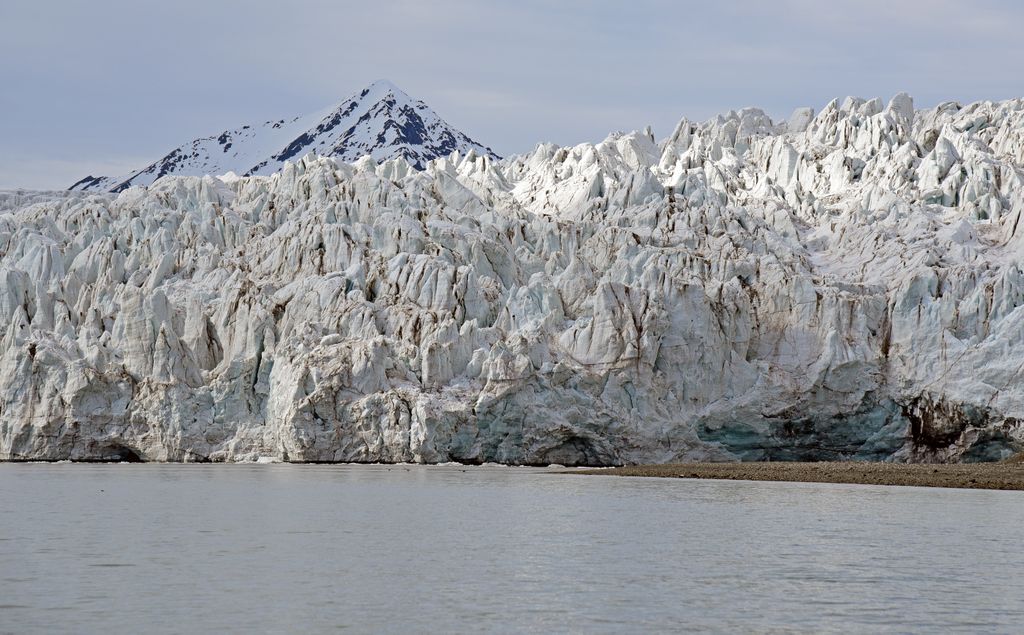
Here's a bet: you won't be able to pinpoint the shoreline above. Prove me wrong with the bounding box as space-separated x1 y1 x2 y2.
572 461 1024 491
5 459 1024 490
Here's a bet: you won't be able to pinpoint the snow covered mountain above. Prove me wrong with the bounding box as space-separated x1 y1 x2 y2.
69 80 498 192
6 93 1024 464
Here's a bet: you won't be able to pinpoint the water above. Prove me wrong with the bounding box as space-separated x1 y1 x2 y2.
1 464 1022 633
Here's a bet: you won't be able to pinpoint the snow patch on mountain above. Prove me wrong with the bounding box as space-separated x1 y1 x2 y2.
70 80 498 192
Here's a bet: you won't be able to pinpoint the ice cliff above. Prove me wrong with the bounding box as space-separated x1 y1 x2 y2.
4 93 1024 464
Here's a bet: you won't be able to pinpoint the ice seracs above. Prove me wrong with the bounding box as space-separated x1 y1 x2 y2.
4 92 1024 464
69 80 498 193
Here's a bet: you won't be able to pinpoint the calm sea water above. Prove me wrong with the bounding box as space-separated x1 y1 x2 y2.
1 464 1022 633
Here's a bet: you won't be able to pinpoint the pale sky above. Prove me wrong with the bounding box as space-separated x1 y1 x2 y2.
2 0 1022 189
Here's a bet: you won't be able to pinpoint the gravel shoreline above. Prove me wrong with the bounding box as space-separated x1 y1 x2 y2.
573 461 1024 491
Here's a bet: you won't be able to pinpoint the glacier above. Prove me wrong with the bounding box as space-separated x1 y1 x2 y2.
3 92 1024 464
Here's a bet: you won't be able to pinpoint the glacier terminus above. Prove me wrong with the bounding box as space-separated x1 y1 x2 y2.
2 84 1024 465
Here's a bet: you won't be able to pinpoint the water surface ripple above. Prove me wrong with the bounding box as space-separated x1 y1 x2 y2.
1 464 1022 633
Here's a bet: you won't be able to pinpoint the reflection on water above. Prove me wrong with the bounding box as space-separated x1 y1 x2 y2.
1 464 1022 633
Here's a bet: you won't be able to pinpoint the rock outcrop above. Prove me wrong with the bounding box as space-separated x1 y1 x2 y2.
5 93 1024 464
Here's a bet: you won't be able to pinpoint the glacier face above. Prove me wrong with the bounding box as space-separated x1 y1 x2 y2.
4 93 1024 464
69 80 498 193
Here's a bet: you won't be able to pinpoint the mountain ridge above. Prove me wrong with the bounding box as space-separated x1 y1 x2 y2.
70 80 498 192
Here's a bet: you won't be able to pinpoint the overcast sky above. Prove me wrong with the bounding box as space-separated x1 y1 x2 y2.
2 0 1023 189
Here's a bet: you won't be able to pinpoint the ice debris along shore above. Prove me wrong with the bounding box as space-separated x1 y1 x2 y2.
4 93 1024 464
